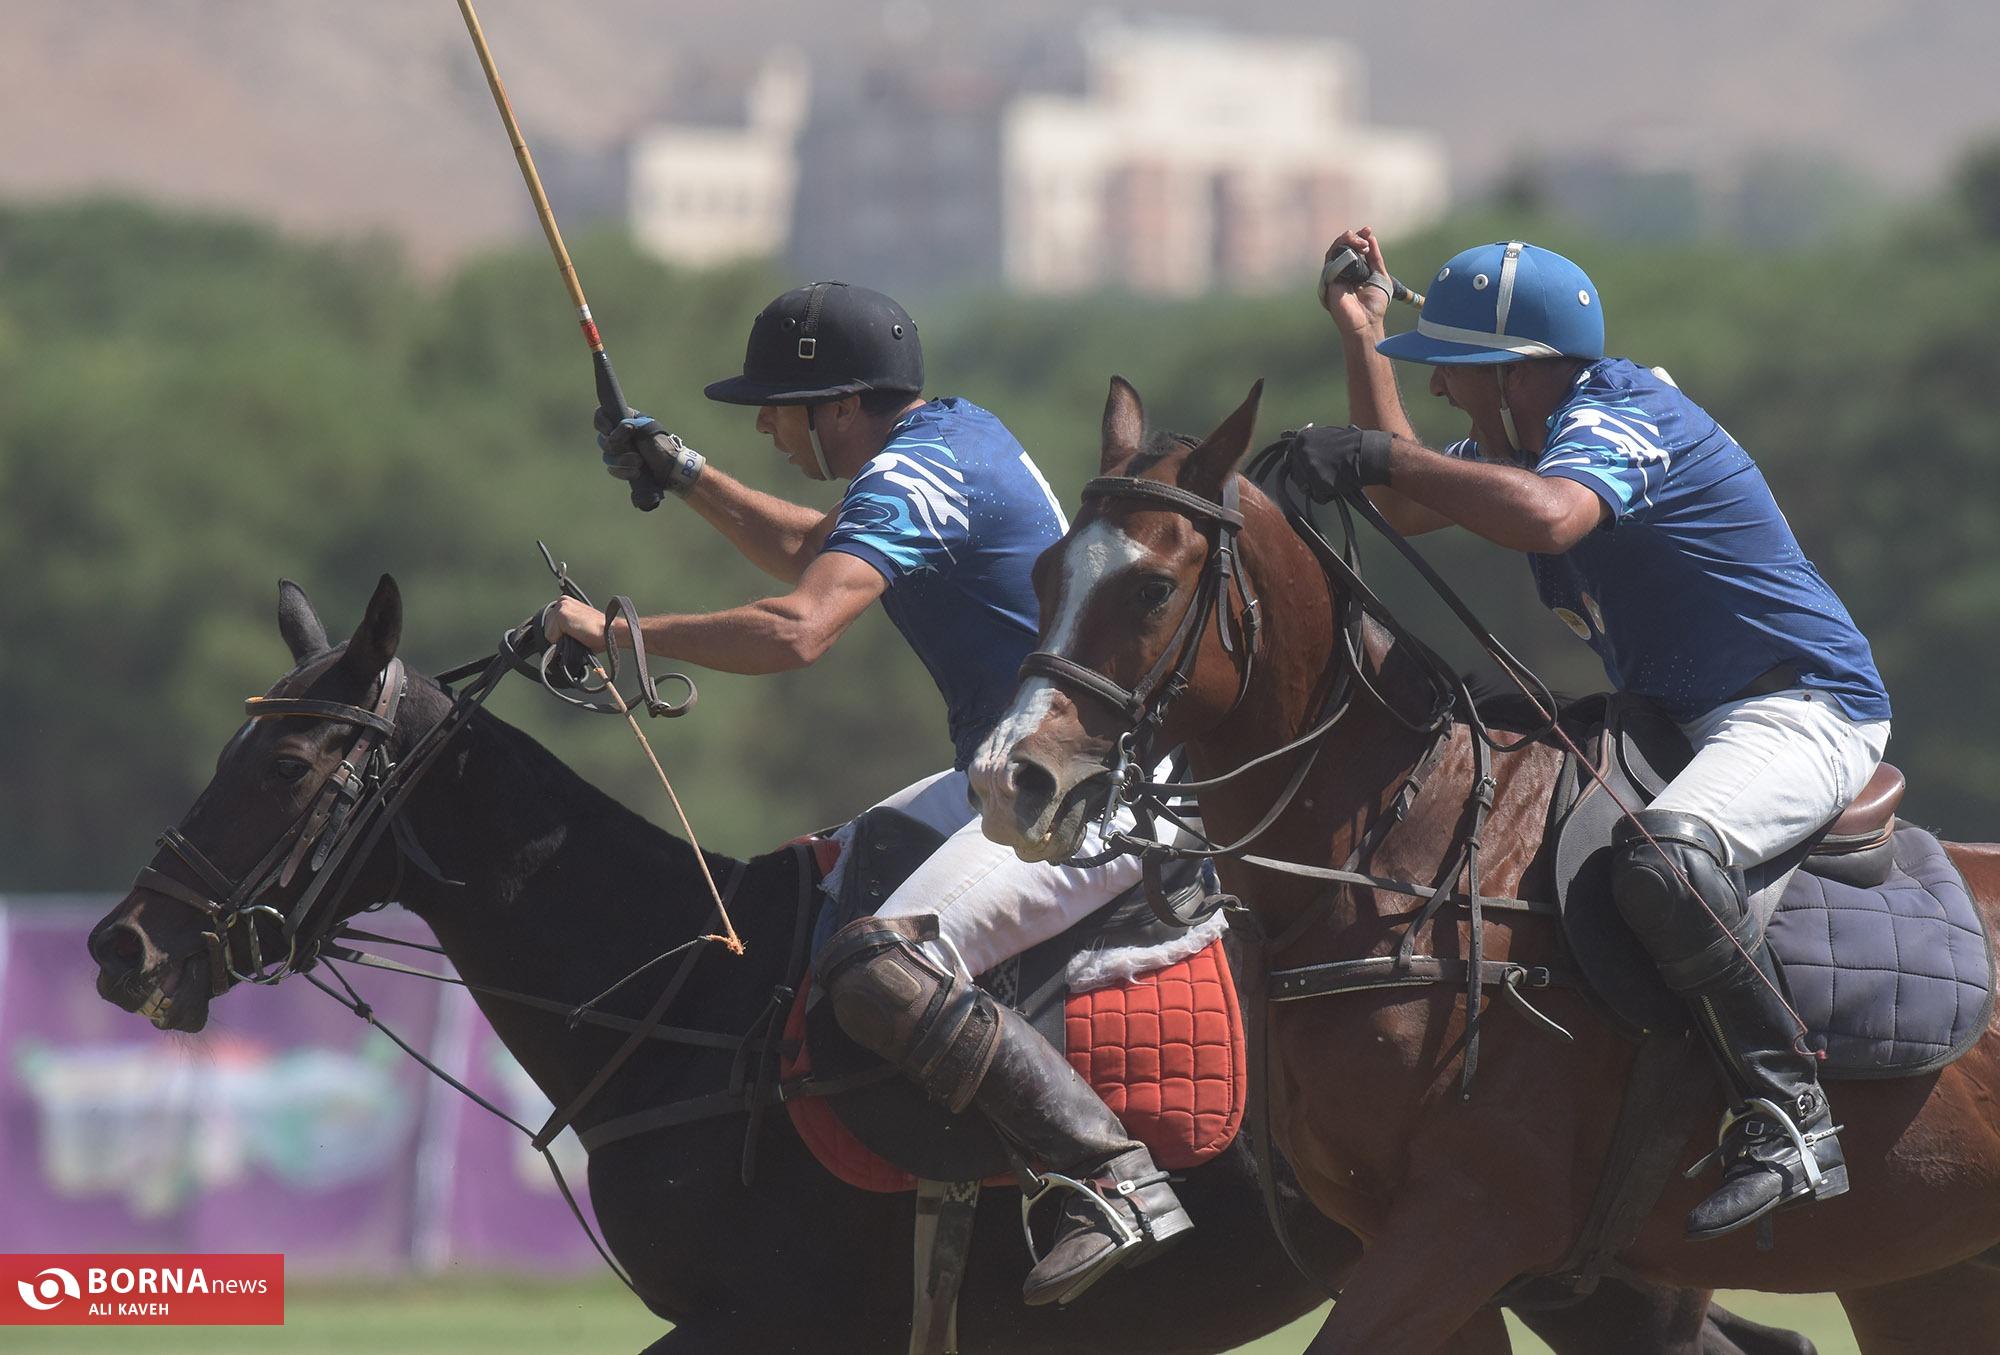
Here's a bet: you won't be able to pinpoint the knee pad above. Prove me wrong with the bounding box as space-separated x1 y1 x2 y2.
1611 809 1757 991
816 914 1001 1112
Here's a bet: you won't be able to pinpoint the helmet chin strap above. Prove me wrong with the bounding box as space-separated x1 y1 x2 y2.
1496 368 1523 457
805 405 836 481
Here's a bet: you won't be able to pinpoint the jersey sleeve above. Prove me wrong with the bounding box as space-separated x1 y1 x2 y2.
820 444 972 580
1534 397 1673 520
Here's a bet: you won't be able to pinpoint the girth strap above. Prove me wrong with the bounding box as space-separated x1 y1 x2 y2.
1269 953 1576 1011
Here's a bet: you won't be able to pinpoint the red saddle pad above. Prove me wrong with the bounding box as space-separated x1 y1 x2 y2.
781 935 1247 1194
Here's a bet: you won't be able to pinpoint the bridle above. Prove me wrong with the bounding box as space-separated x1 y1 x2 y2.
132 655 423 1001
1017 470 1264 833
128 621 536 1016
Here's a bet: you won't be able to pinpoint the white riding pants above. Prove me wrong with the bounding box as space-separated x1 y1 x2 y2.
1648 687 1891 871
864 766 1151 979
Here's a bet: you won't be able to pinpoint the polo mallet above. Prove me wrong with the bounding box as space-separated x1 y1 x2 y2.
1320 247 1426 310
453 0 662 512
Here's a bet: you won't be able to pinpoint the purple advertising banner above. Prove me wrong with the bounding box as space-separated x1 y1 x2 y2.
0 899 603 1274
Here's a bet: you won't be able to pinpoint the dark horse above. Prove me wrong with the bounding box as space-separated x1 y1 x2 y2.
973 376 2000 1354
84 576 1816 1353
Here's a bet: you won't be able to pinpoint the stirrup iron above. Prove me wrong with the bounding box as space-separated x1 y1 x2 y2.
1684 1096 1845 1196
1017 1167 1146 1268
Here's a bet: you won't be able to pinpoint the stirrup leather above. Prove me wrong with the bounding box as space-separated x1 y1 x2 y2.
1684 1096 1845 1197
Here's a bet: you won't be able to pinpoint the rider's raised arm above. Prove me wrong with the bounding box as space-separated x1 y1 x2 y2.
1319 229 1452 536
677 466 839 585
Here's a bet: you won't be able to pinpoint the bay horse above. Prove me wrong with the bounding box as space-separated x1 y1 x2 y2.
972 377 2000 1355
83 575 1815 1354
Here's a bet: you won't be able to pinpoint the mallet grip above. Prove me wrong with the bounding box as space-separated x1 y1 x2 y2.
593 350 662 512
1321 247 1426 309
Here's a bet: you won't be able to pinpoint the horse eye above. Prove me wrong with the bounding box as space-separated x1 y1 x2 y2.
271 756 313 783
1136 576 1176 612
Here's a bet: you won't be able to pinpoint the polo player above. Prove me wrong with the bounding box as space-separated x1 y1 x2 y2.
544 282 1191 1303
1293 228 1893 1240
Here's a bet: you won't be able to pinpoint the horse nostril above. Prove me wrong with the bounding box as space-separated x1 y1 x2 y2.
90 922 145 976
1006 755 1058 819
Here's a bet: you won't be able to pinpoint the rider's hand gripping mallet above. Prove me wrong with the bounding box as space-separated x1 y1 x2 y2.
1320 247 1427 310
453 0 665 512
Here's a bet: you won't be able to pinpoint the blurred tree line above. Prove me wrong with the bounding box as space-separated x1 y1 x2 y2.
5 151 2000 890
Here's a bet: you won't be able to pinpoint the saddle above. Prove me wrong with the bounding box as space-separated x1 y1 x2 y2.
779 808 1247 1192
1550 692 1994 1076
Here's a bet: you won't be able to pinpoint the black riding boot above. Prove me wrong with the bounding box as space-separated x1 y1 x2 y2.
1613 810 1847 1241
974 1003 1194 1305
817 914 1193 1306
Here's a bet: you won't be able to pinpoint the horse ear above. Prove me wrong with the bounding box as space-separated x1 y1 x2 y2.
277 579 330 663
341 574 402 675
1100 375 1146 474
1181 379 1264 500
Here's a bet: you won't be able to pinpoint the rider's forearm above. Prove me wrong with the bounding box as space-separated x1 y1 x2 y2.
618 597 836 675
1384 442 1596 554
677 466 835 584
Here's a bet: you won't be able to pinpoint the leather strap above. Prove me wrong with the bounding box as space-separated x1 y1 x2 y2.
1267 954 1577 1004
1080 476 1242 526
531 860 747 1152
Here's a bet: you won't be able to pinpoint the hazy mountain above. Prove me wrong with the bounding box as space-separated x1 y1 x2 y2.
2 0 1993 264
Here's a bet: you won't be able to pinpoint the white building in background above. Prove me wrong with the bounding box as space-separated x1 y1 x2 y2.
1002 23 1447 295
625 52 808 269
622 25 1446 296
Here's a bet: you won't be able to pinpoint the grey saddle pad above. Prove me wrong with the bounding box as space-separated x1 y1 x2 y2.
1550 694 1995 1079
1764 827 1993 1078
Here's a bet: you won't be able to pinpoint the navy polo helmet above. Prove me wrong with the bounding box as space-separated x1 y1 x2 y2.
1377 241 1604 366
704 281 924 405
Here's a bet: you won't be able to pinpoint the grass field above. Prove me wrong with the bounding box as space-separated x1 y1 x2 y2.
4 1275 1862 1354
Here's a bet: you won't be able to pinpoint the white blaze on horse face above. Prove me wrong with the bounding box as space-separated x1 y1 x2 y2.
973 519 1148 797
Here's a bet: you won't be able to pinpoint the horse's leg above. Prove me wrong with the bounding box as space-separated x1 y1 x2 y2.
1514 1280 1711 1355
1301 1189 1550 1355
1838 1259 2000 1355
1702 1300 1820 1355
1437 1308 1513 1353
1511 1282 1819 1355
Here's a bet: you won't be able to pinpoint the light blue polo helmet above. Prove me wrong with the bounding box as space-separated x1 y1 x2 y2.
1376 240 1603 366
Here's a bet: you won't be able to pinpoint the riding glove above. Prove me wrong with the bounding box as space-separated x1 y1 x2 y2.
1284 424 1394 502
594 408 707 499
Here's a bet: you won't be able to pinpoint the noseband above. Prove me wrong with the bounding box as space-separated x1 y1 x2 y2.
1018 473 1262 794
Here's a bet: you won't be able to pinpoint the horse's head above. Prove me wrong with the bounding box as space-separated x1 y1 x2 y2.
88 575 429 1031
972 376 1269 861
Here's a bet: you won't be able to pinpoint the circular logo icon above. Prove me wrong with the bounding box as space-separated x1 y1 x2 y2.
1552 607 1591 640
18 1267 80 1311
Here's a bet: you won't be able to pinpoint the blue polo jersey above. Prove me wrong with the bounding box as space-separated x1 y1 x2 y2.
1442 359 1891 724
820 397 1067 768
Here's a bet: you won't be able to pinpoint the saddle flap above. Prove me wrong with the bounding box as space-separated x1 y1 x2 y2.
1552 693 1695 1035
830 807 948 934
